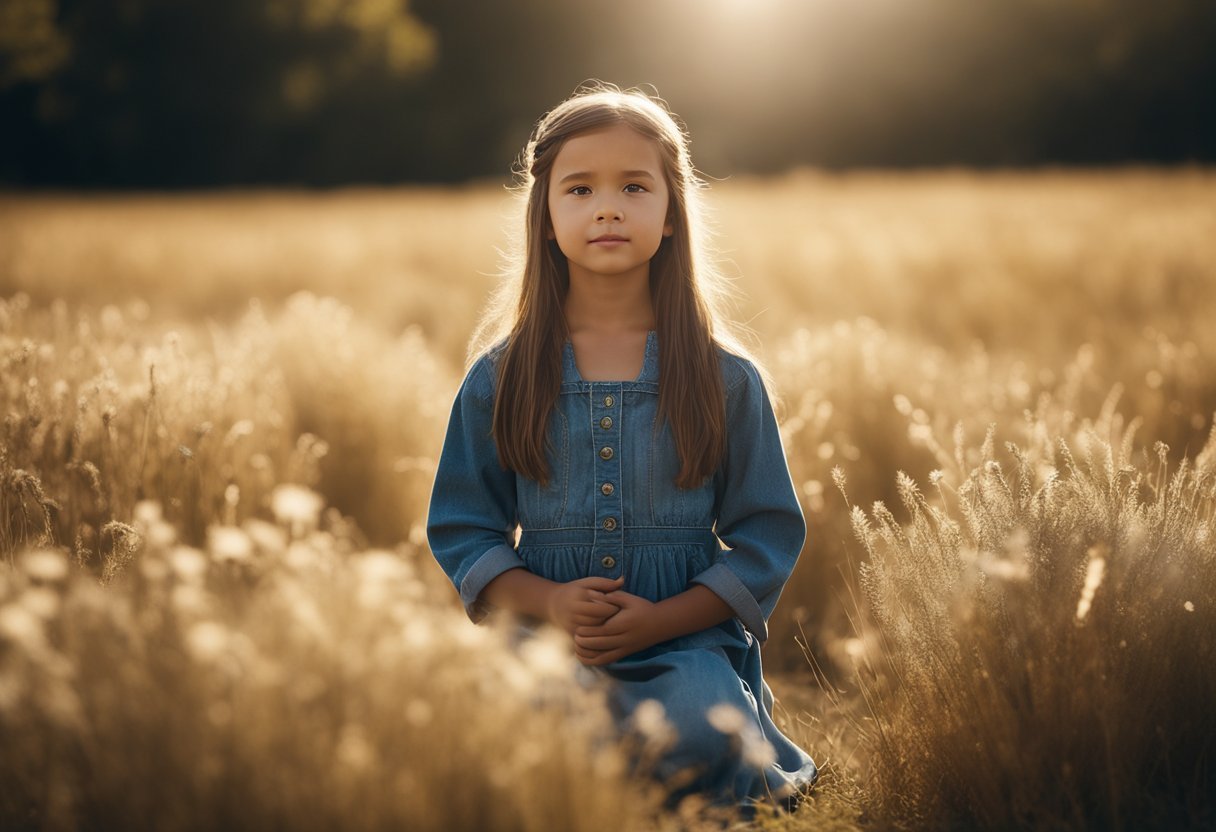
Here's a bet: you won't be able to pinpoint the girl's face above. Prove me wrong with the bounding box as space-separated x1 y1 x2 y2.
546 123 673 283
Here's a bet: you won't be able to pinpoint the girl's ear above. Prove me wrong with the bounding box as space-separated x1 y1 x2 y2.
663 221 673 237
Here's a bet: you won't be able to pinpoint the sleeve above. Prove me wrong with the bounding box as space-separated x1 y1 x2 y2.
426 356 525 623
689 358 806 643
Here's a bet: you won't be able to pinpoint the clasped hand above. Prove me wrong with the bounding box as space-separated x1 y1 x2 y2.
546 575 666 666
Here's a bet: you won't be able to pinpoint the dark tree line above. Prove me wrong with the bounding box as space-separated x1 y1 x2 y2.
2 0 1214 187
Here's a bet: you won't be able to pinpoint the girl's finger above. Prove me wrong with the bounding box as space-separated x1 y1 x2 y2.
578 576 626 593
571 609 615 626
575 634 620 650
587 650 622 667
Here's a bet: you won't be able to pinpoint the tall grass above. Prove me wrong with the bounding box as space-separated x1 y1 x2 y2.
843 400 1216 828
0 291 448 566
0 499 674 832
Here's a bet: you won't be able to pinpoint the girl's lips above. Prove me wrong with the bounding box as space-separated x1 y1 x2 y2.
590 235 629 245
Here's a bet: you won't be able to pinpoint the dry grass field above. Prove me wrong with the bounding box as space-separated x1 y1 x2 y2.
1 168 1214 830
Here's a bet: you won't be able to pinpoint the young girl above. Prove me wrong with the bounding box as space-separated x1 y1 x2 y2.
426 83 818 813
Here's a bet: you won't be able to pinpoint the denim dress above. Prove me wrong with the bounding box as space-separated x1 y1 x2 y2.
427 331 819 809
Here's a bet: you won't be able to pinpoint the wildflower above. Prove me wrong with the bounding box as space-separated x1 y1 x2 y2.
0 603 46 652
707 703 746 734
21 549 69 583
632 699 673 743
519 629 572 680
208 525 253 564
169 547 209 582
1184 601 1195 612
223 420 255 445
706 704 776 768
356 551 413 608
133 500 163 525
271 484 324 536
243 519 287 556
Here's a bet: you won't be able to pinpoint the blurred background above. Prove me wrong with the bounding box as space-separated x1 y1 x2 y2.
2 0 1215 186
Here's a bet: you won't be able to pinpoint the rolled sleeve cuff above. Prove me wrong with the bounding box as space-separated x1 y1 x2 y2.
459 543 526 623
690 562 768 642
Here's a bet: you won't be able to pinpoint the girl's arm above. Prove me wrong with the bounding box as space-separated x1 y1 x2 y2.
688 356 807 644
427 356 529 623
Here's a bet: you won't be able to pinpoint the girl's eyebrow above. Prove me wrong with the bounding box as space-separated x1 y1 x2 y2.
557 169 657 185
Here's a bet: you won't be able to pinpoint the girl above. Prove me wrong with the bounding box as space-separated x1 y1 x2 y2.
426 83 818 813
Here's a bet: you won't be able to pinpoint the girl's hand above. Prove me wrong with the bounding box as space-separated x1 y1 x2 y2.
572 590 667 666
546 575 624 636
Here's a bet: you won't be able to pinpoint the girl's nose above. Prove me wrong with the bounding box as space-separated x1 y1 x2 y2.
595 203 623 222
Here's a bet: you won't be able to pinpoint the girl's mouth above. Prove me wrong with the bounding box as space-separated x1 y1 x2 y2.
590 235 628 245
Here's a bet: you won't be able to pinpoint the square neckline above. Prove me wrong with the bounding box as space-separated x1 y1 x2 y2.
562 330 658 384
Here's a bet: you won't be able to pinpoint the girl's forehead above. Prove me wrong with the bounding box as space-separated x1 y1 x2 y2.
551 123 665 175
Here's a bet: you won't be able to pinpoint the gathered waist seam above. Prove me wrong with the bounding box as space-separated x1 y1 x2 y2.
518 526 717 547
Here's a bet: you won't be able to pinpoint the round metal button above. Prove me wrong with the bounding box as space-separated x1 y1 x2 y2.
603 395 615 407
599 446 614 460
601 482 614 496
602 517 617 531
601 555 616 569
599 416 613 430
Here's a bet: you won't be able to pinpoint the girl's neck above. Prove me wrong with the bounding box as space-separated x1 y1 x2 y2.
564 266 656 335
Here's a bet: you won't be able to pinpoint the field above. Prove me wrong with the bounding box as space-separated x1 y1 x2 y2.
1 169 1214 830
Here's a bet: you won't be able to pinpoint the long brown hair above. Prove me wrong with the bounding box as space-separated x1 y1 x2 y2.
469 82 768 489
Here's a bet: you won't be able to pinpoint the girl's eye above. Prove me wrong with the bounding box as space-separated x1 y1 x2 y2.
570 185 592 195
624 183 647 193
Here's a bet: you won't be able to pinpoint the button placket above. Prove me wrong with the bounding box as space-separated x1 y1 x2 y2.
592 384 624 577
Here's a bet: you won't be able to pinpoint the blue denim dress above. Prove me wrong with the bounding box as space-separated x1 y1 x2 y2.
427 331 818 809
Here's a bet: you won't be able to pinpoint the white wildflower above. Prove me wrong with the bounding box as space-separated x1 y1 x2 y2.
707 703 747 735
272 484 324 536
0 603 46 652
207 525 253 564
707 703 776 768
133 500 164 526
21 549 69 583
169 547 208 582
519 629 571 680
632 699 671 741
243 519 287 555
